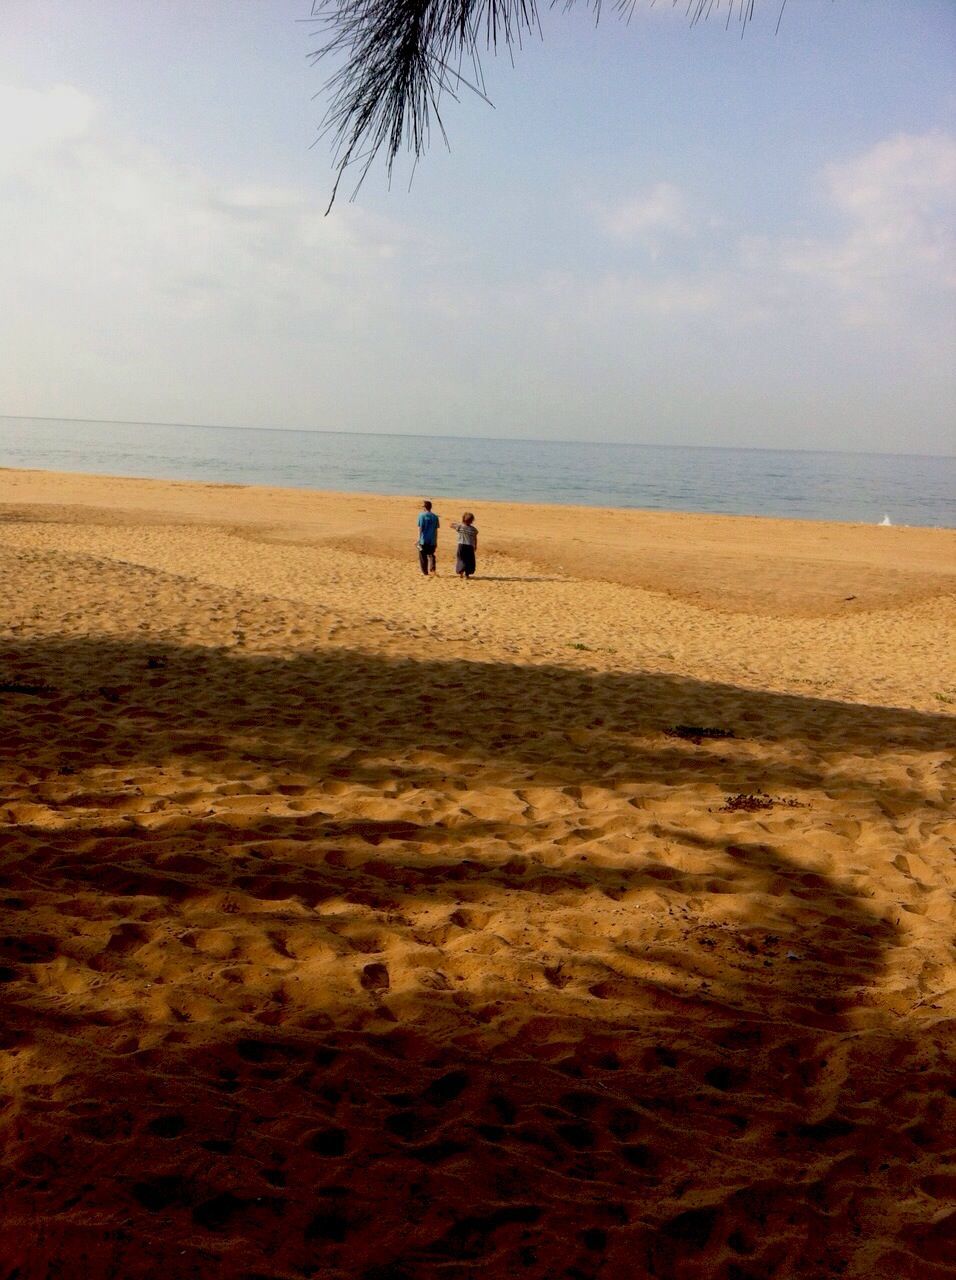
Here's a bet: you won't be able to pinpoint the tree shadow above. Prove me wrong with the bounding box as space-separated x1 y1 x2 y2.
1 634 953 1279
0 633 949 797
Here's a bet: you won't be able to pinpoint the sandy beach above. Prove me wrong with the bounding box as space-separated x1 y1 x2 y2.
1 467 954 1280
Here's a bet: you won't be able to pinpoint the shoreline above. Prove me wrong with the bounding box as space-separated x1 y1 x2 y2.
3 459 955 531
3 430 952 529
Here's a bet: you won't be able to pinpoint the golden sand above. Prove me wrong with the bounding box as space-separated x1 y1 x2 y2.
1 467 954 1279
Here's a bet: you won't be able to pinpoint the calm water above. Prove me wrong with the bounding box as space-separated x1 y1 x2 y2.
1 417 953 527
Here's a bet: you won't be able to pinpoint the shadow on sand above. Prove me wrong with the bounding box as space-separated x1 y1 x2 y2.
1 634 953 1279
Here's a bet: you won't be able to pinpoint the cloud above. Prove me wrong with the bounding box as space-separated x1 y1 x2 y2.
585 133 955 340
0 83 96 174
0 82 410 427
425 132 954 403
0 87 397 316
580 271 720 320
480 132 953 451
595 182 691 248
777 131 956 326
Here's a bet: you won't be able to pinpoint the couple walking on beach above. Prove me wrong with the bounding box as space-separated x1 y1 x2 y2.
417 500 478 579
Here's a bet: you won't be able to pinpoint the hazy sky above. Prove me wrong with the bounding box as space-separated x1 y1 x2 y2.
1 0 954 453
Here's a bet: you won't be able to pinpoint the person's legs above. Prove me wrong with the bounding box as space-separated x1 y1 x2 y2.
420 542 438 575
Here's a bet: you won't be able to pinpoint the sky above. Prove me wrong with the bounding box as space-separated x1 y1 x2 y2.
0 0 954 454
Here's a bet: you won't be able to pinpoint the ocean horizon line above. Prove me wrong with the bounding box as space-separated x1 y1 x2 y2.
2 414 953 463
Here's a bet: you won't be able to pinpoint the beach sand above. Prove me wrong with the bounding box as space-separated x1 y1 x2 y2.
1 468 954 1279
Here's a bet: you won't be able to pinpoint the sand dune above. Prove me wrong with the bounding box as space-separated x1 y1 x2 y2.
1 469 954 1279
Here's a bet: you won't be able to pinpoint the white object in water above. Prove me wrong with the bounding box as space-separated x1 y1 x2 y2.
879 513 892 526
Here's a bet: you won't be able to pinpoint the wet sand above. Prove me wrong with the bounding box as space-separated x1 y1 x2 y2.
1 468 955 1279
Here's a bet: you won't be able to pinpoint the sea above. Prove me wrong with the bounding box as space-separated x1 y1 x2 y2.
1 417 953 529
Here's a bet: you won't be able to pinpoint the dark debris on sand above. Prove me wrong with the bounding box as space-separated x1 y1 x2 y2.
665 725 736 744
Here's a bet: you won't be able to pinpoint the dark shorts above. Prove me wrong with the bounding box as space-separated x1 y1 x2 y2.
456 545 476 576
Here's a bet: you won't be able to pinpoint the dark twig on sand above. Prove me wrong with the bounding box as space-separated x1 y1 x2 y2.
720 791 804 812
665 724 735 744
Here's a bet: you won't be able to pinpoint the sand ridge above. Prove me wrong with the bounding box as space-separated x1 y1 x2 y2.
1 470 955 1279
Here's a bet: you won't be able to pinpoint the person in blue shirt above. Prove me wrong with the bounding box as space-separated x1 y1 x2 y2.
416 500 440 575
